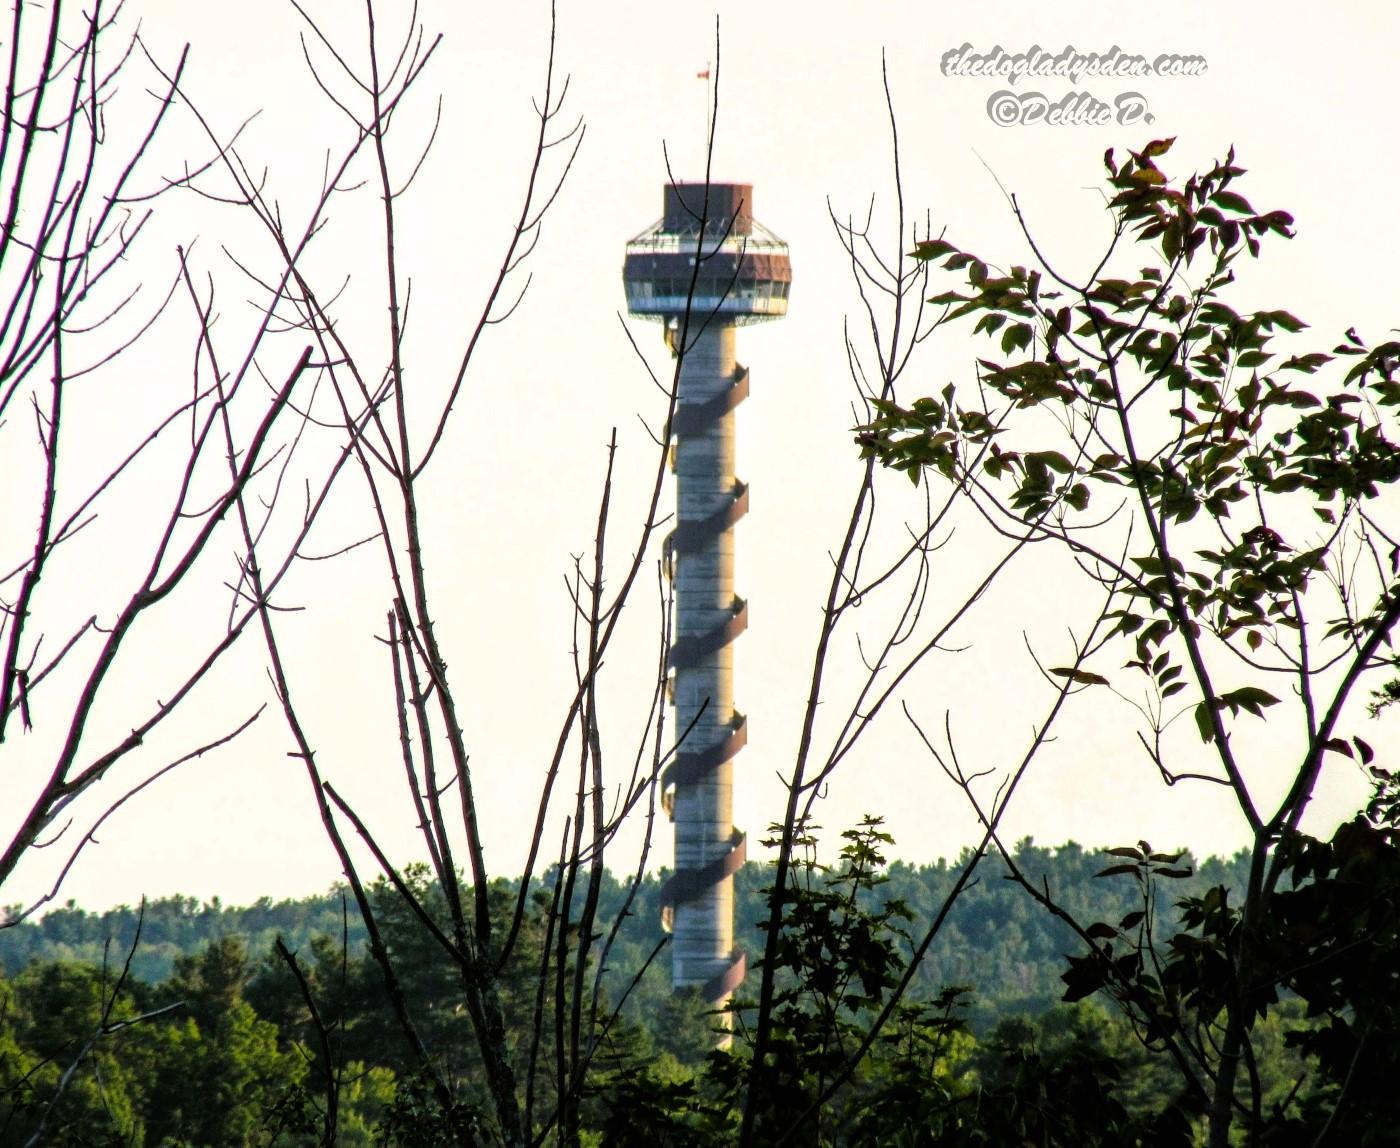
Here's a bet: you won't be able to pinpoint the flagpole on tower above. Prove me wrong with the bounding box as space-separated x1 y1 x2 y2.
698 62 712 165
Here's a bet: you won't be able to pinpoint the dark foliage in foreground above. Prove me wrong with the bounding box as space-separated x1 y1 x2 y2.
3 800 1394 1145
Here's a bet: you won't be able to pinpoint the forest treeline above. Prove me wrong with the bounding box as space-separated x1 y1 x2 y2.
0 840 1317 1146
1 839 1251 1027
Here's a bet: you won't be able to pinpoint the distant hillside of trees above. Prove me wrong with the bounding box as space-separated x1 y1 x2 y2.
1 839 1250 1027
0 839 1354 1144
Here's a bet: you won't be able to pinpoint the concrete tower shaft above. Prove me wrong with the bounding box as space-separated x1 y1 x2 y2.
622 182 789 1006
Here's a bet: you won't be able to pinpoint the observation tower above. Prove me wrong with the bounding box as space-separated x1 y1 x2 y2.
622 183 791 1006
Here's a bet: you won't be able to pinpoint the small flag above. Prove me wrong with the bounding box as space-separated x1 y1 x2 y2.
697 68 710 79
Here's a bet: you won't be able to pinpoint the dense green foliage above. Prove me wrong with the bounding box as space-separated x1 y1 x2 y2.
0 841 1254 1145
1 804 1394 1146
0 937 394 1146
2 842 1251 1034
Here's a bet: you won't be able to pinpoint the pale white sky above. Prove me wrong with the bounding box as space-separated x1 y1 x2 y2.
4 0 1398 913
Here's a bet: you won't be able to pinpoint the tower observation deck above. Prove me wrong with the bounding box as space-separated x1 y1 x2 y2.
622 183 791 1007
